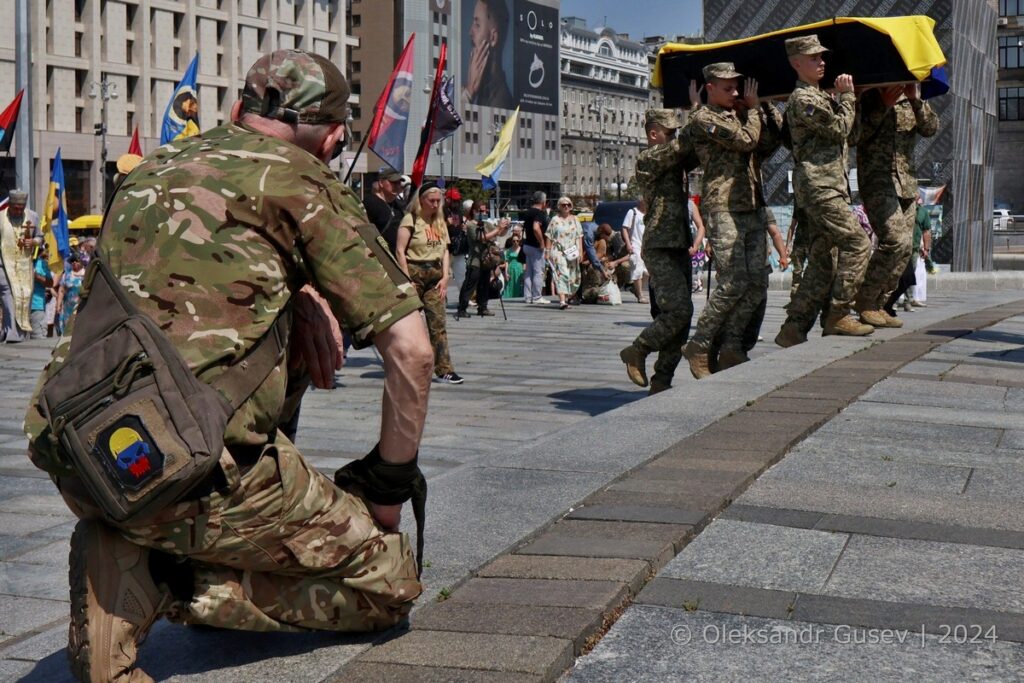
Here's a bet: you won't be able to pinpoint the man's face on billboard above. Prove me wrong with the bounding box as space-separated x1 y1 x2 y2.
470 1 497 50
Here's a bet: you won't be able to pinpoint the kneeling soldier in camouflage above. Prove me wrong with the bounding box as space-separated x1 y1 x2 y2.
24 50 434 682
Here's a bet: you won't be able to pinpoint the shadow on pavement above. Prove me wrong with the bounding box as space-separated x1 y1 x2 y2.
548 387 643 416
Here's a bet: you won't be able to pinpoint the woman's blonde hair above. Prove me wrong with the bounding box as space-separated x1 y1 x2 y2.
411 186 446 233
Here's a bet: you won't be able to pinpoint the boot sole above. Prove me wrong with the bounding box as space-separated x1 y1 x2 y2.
68 522 92 682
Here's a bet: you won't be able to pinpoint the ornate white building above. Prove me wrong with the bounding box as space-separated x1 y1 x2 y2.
559 16 649 206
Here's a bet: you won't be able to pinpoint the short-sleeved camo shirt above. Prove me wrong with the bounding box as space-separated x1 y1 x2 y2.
25 122 421 460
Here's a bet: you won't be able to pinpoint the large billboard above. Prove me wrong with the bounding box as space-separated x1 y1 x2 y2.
460 0 558 115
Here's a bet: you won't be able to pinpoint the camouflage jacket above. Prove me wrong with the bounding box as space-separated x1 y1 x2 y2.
634 137 699 251
25 123 421 472
856 91 939 199
787 80 858 204
688 104 783 213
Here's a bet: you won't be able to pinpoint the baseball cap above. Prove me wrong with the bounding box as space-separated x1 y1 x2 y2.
445 187 462 201
116 153 143 175
380 169 404 183
645 108 683 129
241 49 351 125
702 62 743 80
785 35 829 57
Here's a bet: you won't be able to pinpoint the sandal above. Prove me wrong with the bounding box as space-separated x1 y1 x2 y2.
559 302 569 310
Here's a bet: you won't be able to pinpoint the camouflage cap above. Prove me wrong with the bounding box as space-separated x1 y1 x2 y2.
241 49 351 125
702 62 743 80
645 108 683 129
785 34 829 57
379 169 404 182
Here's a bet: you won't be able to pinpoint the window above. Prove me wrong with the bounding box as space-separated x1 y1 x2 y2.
1001 0 1023 16
999 87 1023 120
1000 36 1024 69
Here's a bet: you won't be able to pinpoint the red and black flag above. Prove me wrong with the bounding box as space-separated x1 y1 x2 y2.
411 41 448 188
367 34 416 173
0 89 25 155
128 125 143 156
429 75 463 146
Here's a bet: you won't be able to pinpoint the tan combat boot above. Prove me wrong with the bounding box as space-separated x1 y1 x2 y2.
878 310 904 328
824 310 874 336
717 348 749 371
68 520 172 683
774 322 807 348
858 309 887 327
682 341 712 380
619 345 649 387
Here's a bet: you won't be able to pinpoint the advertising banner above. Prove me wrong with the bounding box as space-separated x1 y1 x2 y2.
460 0 558 115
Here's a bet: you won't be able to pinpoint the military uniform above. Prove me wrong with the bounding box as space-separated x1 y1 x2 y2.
685 63 783 367
25 51 424 637
621 108 699 390
855 89 939 317
779 36 870 336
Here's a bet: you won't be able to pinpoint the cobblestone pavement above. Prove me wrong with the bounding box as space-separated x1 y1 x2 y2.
0 286 1011 681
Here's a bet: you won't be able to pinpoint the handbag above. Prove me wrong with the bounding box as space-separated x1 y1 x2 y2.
562 243 580 261
36 257 288 524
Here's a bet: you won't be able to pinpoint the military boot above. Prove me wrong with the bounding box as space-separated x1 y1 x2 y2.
823 310 874 336
649 377 672 395
717 348 749 371
774 322 807 348
682 341 712 380
878 310 904 328
619 345 649 387
68 520 172 683
858 309 887 327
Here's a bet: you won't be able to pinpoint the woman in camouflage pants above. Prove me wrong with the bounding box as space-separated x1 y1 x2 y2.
397 184 463 384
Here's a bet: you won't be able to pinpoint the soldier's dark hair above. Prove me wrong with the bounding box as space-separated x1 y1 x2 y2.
479 0 509 52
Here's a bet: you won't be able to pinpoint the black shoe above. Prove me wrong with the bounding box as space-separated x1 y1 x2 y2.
477 309 495 317
436 372 464 384
455 309 469 319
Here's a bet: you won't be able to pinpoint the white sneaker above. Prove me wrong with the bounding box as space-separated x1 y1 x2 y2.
436 372 464 384
532 297 551 305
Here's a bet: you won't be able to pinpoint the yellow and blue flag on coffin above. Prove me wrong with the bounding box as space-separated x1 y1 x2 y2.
161 53 200 144
476 107 519 191
39 148 71 280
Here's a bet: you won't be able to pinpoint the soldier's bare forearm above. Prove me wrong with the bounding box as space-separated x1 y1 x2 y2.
375 314 433 465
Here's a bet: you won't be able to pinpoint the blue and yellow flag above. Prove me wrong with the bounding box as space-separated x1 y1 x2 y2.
476 106 519 191
40 148 71 280
161 54 200 144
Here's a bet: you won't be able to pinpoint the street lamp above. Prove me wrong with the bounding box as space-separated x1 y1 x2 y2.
89 78 118 209
589 94 609 202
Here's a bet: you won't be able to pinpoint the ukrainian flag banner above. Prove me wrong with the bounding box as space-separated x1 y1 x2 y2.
40 148 71 280
476 107 519 191
160 54 200 144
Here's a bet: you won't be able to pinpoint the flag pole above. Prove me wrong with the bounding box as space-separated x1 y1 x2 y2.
343 133 368 186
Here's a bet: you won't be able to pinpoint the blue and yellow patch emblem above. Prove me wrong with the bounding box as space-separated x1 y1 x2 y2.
95 417 164 490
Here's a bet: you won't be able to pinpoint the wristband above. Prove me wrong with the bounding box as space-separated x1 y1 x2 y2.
335 443 427 577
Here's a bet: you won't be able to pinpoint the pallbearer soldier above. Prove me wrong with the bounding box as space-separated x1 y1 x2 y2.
682 62 783 378
775 34 873 347
854 83 939 327
619 108 700 394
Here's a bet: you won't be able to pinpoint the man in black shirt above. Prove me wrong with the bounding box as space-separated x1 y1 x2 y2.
521 191 550 304
362 169 405 255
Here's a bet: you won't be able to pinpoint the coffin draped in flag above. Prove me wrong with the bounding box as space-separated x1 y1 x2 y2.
0 89 25 155
654 16 948 108
160 54 200 145
368 34 415 172
476 107 519 191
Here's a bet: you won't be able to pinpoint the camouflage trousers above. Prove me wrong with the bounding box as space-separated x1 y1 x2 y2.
789 207 809 296
408 260 454 377
690 210 767 352
785 196 869 325
632 247 693 386
857 193 916 311
61 435 421 632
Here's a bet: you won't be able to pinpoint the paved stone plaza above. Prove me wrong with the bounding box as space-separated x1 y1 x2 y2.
2 286 1024 681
